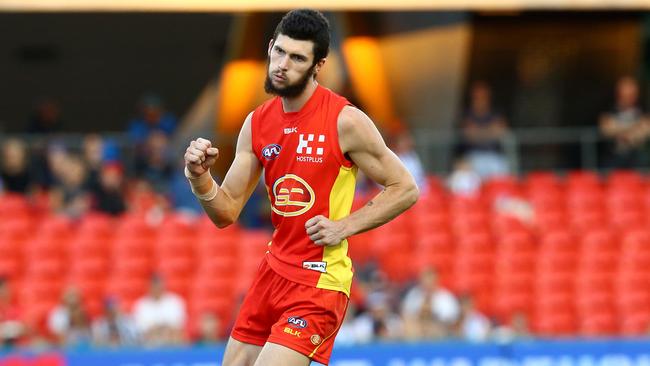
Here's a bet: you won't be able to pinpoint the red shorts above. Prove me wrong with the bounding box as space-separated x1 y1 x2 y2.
231 257 349 365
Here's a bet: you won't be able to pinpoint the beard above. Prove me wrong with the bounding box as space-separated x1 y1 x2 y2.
264 64 316 98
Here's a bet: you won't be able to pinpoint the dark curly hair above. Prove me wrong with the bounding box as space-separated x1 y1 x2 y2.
273 9 330 65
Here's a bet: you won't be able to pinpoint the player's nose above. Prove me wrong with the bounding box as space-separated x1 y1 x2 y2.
278 55 290 70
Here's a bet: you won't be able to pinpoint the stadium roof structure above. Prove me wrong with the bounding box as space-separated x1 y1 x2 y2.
1 0 649 11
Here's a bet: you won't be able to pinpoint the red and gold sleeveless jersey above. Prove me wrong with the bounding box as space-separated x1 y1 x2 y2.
250 85 356 296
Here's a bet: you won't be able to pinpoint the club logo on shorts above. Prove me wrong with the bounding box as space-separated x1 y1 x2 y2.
271 174 315 217
287 316 308 329
310 334 322 346
262 144 282 160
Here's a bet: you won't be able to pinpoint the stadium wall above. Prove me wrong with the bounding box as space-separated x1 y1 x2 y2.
2 340 650 366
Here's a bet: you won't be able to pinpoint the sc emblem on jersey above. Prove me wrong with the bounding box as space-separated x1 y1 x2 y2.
271 174 315 217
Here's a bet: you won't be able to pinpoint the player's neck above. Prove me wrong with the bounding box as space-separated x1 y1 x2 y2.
281 80 318 113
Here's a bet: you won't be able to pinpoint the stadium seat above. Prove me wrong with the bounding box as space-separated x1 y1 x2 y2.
379 250 418 283
0 194 31 220
372 232 412 256
113 238 153 260
0 218 32 243
113 215 156 240
112 256 153 279
414 231 454 276
497 230 535 251
607 170 644 190
579 308 617 336
196 231 240 258
536 272 574 296
620 310 650 336
412 210 450 234
34 216 73 241
346 232 374 265
76 214 114 239
535 210 568 232
482 175 521 202
158 213 197 239
0 238 22 278
157 256 196 279
534 288 577 335
452 212 490 235
566 170 601 190
524 171 562 191
191 276 237 301
69 256 109 279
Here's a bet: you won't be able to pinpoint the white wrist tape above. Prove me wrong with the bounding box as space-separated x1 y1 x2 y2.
185 166 218 201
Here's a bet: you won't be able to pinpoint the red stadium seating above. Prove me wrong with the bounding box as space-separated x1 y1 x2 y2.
5 170 650 339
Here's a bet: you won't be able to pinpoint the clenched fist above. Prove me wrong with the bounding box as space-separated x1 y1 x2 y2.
184 137 219 177
305 215 348 246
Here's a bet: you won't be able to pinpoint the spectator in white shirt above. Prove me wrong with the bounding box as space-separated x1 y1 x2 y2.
132 274 187 346
455 294 491 342
401 267 460 339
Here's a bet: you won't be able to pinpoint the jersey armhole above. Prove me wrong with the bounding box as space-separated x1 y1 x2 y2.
329 103 355 169
250 108 262 162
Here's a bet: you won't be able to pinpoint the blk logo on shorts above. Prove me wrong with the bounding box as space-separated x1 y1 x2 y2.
287 316 308 328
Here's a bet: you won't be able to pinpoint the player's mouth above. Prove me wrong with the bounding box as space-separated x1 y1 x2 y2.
273 73 287 82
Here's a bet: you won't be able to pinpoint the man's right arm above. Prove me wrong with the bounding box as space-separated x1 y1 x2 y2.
184 112 262 228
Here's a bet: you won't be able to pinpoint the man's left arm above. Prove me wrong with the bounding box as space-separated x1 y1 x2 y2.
305 106 419 246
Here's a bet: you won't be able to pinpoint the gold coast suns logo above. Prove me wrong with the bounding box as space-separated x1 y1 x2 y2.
271 174 315 217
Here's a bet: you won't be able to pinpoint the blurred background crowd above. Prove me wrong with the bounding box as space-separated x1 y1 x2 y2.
1 6 650 354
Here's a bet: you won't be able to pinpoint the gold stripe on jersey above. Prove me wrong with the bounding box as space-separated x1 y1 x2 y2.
316 165 357 296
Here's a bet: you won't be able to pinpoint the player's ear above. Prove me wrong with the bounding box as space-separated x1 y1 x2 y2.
267 39 275 57
314 58 326 74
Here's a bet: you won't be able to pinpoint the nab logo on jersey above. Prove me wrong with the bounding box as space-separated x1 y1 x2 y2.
262 144 282 160
271 174 315 217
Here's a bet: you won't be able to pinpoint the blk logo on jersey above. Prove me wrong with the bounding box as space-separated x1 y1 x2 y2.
271 174 315 217
284 127 298 134
296 134 325 163
287 316 308 328
262 144 282 160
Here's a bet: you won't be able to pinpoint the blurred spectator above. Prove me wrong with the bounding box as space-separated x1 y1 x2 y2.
28 98 64 134
493 311 531 343
238 178 273 229
401 267 459 340
132 275 187 346
353 292 404 342
82 134 105 193
599 76 650 169
0 278 26 348
392 131 428 195
91 298 138 347
128 94 177 144
0 138 34 194
49 154 91 218
91 162 127 215
448 157 482 197
193 312 223 346
30 142 67 190
455 294 491 342
494 194 535 226
169 160 203 215
334 303 362 345
460 81 510 178
135 131 174 193
48 287 92 347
